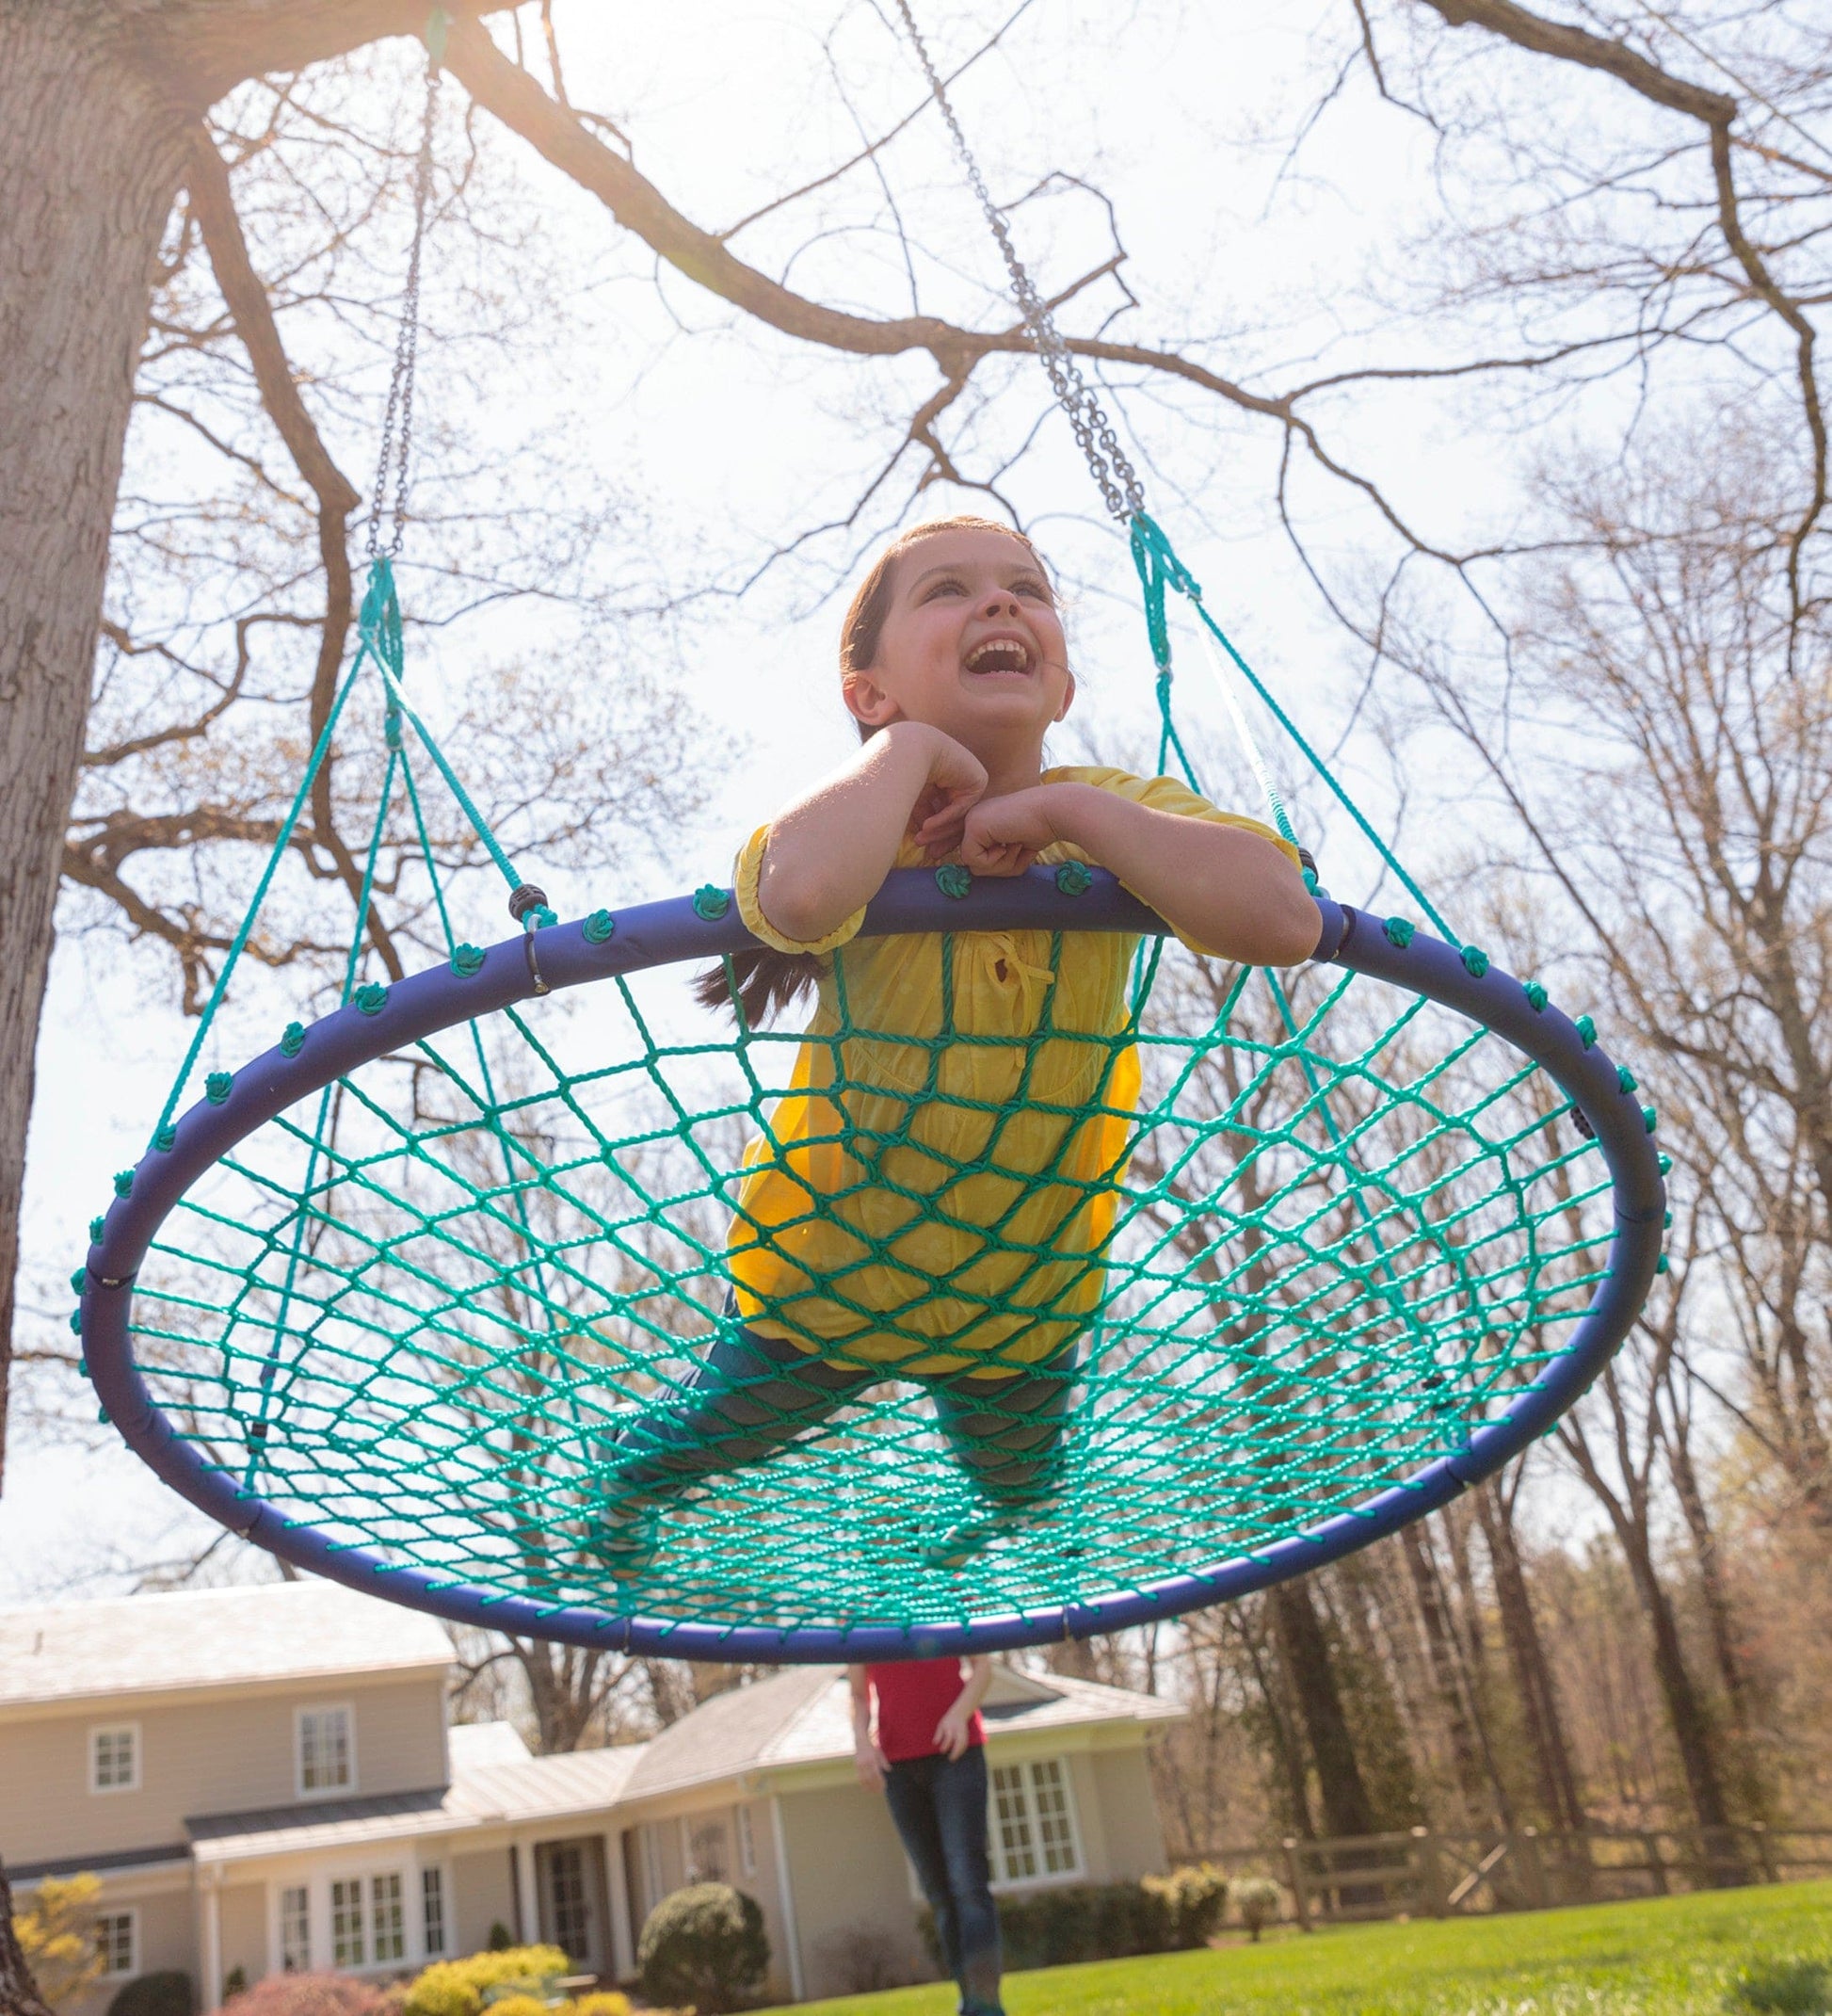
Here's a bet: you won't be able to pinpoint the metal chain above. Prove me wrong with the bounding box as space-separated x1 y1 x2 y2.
890 0 1145 522
366 37 444 560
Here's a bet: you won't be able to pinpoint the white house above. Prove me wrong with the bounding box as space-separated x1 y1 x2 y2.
1 1583 1181 2006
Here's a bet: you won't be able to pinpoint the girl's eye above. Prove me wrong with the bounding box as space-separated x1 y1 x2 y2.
924 579 966 600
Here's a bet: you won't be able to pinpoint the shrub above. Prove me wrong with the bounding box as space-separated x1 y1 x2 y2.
15 1873 104 2008
1231 1876 1285 1943
108 1974 196 2016
402 1949 570 2016
222 1974 392 2016
486 1928 513 1955
1143 1864 1229 1949
569 1997 632 2016
637 1885 769 2015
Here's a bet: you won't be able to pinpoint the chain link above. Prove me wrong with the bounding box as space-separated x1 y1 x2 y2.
366 46 443 560
891 0 1145 522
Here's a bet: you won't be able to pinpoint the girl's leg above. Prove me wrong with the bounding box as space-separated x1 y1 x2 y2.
602 1325 871 1497
928 1341 1082 1507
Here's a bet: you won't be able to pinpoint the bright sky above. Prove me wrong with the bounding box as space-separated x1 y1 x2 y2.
5 0 1601 1602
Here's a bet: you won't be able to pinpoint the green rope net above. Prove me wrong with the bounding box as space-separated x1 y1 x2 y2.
99 540 1639 1644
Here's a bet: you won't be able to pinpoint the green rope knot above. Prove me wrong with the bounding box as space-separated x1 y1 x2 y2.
451 944 486 976
78 1359 88 1379
1642 1105 1658 1135
936 864 972 900
583 909 617 944
1523 981 1549 1012
1054 861 1093 897
1659 1153 1672 1174
1575 1014 1598 1050
1383 916 1415 948
693 885 731 922
525 907 558 931
70 1267 88 1296
97 1406 109 1426
1656 1254 1670 1275
384 705 404 753
355 983 390 1016
206 1072 234 1105
1617 1065 1637 1093
88 1216 106 1245
154 1124 178 1153
70 1310 83 1336
281 1023 307 1056
113 1170 134 1198
1460 945 1490 978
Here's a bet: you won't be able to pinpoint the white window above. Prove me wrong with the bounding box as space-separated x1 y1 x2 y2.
280 1886 311 1972
735 1804 757 1879
90 1724 140 1795
988 1758 1083 1887
369 1874 405 1964
639 1827 666 1917
420 1869 446 1959
297 1705 355 1797
95 1912 137 1977
683 1817 729 1885
330 1879 365 1967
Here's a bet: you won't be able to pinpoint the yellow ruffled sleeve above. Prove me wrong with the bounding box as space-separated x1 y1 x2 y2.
732 825 868 957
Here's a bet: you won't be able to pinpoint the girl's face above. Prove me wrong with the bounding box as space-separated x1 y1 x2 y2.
843 527 1073 761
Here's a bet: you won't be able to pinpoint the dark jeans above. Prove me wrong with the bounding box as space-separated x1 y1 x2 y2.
884 1746 1004 2016
607 1317 1080 1507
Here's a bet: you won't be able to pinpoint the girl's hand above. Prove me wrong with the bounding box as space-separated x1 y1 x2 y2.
908 731 988 861
854 1739 891 1790
933 1702 975 1761
957 784 1070 878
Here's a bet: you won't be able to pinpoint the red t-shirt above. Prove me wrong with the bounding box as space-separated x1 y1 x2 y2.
867 1658 985 1764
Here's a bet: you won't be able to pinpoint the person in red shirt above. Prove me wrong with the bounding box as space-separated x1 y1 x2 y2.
849 1655 1002 2016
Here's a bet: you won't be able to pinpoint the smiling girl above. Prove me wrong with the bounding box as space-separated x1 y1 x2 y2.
590 516 1318 1569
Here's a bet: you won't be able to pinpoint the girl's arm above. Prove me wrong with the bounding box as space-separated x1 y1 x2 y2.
934 1655 994 1762
755 723 987 945
960 784 1321 966
848 1663 889 1790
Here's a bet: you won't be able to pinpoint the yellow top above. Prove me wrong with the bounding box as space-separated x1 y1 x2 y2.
726 766 1299 1376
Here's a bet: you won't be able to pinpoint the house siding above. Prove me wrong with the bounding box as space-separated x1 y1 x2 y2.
450 1847 516 1956
1085 1746 1166 1879
218 1882 267 1997
62 1883 197 2016
776 1784 929 2003
0 1680 447 1866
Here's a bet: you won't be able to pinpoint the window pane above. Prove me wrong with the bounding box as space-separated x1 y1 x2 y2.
989 1763 1037 1881
301 1709 353 1792
736 1805 757 1879
546 1846 591 1964
1029 1760 1078 1875
95 1915 134 1976
371 1874 404 1963
93 1728 136 1791
281 1887 311 1972
330 1879 365 1967
421 1869 446 1959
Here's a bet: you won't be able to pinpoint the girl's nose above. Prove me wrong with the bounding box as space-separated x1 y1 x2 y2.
981 589 1020 618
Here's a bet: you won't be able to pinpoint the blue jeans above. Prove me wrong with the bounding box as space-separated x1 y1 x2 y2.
883 1746 1004 2016
608 1318 1079 1507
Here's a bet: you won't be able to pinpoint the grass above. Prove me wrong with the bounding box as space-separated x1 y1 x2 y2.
763 1879 1832 2015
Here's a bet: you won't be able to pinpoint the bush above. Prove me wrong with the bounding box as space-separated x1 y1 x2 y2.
108 1975 196 2016
401 1950 570 2016
568 1998 631 2016
637 1885 769 2015
1231 1876 1285 1942
222 1975 392 2016
1143 1864 1229 1949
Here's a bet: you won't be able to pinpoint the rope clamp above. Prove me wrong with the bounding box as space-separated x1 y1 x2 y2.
508 883 550 927
523 930 551 998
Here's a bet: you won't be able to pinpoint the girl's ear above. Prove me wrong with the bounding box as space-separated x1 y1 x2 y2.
1053 672 1077 724
843 672 903 730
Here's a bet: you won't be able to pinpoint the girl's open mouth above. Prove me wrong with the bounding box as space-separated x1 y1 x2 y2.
963 635 1033 675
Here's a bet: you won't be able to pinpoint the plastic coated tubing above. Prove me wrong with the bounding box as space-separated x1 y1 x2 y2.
81 868 1664 1662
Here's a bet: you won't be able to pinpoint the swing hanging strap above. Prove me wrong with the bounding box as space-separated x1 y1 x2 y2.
890 0 1144 524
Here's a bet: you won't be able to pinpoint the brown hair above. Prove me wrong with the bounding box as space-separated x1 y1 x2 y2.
699 516 1051 1026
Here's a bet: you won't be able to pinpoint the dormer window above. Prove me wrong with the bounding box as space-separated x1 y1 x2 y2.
89 1724 140 1795
297 1704 355 1797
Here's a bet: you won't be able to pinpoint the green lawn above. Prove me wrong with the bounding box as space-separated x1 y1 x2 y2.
763 1880 1832 2015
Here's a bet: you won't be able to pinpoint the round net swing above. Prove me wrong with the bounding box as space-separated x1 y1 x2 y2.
76 15 1664 1662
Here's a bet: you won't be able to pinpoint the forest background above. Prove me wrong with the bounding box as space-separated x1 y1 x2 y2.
0 0 1827 1884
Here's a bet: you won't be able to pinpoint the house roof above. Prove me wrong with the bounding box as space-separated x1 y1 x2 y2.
188 1745 651 1863
620 1663 1181 1805
0 1581 453 1711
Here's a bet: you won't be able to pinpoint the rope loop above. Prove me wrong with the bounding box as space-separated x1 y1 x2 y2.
936 863 973 899
206 1072 234 1105
693 885 731 921
583 910 618 944
281 1023 307 1056
1383 916 1416 948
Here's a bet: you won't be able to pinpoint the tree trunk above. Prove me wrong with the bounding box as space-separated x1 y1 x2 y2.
1 1861 54 2016
1476 1482 1587 1832
0 8 195 1490
1270 1578 1377 1838
1400 1521 1493 1825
